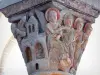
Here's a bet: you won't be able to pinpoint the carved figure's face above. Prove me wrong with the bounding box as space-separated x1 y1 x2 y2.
77 21 84 31
48 10 57 23
86 26 92 36
65 16 73 27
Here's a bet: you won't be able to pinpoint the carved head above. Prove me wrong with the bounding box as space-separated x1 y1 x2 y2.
18 16 26 26
45 8 60 23
74 18 84 31
84 23 92 35
64 14 74 27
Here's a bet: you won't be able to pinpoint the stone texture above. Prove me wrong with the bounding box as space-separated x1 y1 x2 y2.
0 0 100 22
80 0 100 10
0 0 51 17
0 0 100 75
10 7 93 75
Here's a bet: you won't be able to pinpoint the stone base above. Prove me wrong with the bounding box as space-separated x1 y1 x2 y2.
31 71 74 75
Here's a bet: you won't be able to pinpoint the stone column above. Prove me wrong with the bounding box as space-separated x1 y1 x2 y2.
0 0 100 75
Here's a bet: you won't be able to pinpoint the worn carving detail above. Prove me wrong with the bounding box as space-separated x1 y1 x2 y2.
56 0 99 17
0 0 100 75
10 7 93 75
82 23 92 51
1 0 100 21
73 18 84 70
11 16 26 44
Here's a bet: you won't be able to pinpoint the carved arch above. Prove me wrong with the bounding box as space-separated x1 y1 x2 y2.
25 47 32 63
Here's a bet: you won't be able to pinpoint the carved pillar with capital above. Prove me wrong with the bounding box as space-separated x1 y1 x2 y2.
0 0 100 75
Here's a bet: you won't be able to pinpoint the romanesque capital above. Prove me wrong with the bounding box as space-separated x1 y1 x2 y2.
0 0 100 75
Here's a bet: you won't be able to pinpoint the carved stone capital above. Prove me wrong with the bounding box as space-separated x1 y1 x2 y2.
0 0 100 75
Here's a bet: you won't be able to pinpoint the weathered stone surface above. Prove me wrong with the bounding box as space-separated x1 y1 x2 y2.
0 0 100 22
56 0 100 17
1 0 100 75
53 2 95 22
31 71 72 75
10 6 93 75
35 9 47 32
80 0 100 10
0 0 51 17
8 13 27 22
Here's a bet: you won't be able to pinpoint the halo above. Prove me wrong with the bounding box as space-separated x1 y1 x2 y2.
45 8 60 21
73 18 84 29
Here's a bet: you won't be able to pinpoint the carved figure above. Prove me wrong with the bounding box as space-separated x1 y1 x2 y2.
45 8 64 70
11 16 26 44
45 8 62 40
73 18 84 69
63 13 75 58
58 13 75 72
81 23 92 51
